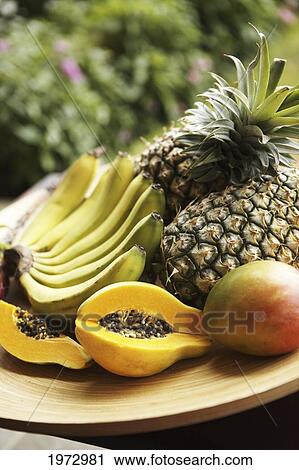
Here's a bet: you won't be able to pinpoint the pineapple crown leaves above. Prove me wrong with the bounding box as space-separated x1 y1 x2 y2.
178 27 299 185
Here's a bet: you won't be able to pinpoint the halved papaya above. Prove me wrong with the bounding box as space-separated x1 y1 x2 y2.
0 300 92 369
76 282 211 377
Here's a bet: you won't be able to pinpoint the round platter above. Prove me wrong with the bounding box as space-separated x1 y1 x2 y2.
1 343 299 436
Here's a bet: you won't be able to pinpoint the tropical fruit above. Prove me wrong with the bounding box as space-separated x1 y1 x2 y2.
32 152 134 254
134 127 216 220
162 170 299 307
203 261 299 356
34 182 164 267
0 173 61 299
29 213 163 286
135 30 299 222
3 143 165 312
0 300 92 368
76 282 211 377
161 29 299 307
0 173 60 249
19 245 147 313
16 151 100 246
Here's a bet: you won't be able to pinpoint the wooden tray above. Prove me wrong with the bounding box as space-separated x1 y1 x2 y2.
2 176 299 437
1 340 299 436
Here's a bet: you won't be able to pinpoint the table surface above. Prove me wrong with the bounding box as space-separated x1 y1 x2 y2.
0 428 101 450
76 390 299 449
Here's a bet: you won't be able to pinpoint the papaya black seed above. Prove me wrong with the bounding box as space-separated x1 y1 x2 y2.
99 310 173 339
15 308 61 340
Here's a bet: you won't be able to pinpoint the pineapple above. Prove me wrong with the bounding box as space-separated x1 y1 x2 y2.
135 30 299 221
135 128 223 221
161 29 299 307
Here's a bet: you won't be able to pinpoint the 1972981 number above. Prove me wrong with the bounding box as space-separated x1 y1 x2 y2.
48 454 103 466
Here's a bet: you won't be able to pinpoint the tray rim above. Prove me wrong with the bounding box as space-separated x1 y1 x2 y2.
1 374 298 437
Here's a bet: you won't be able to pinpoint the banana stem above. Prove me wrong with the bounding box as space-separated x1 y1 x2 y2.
0 267 9 300
0 174 61 299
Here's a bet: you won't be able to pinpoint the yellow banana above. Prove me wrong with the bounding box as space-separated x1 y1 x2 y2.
31 213 163 286
17 152 100 246
33 153 134 255
0 174 61 249
35 171 151 262
20 245 146 313
34 183 165 268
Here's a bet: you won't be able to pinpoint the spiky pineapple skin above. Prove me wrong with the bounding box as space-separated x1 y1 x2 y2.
134 128 222 220
161 169 299 308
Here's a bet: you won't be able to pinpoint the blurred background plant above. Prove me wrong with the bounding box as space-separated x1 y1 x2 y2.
0 0 297 196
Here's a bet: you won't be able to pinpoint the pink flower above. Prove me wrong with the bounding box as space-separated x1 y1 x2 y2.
0 39 9 53
60 57 85 83
278 6 297 24
187 57 213 84
187 69 201 84
194 57 213 72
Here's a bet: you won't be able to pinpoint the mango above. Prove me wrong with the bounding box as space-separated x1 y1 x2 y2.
203 261 299 356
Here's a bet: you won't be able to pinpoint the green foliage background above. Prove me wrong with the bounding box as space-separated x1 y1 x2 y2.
0 0 289 195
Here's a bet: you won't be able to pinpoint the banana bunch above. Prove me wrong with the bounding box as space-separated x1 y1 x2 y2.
4 151 165 313
0 172 62 299
0 173 61 250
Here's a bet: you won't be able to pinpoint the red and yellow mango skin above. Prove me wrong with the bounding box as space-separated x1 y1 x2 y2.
203 261 299 357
